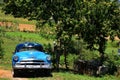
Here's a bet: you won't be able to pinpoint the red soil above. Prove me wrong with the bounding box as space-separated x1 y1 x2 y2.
0 69 28 80
0 22 36 32
19 24 35 32
0 69 12 78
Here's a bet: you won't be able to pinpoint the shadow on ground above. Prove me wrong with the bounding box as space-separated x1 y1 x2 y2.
14 71 53 78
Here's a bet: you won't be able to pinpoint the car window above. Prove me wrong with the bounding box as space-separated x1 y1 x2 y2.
18 46 43 52
19 47 37 52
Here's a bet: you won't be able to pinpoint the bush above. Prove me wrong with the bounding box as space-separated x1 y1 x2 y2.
108 41 120 48
103 54 120 75
60 54 78 68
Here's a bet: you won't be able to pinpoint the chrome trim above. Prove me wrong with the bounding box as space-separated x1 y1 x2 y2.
13 59 52 69
13 64 52 69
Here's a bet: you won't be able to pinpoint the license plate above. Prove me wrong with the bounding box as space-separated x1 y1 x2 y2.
26 65 40 68
15 65 25 68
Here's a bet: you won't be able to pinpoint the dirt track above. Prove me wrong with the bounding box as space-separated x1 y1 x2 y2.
0 69 28 80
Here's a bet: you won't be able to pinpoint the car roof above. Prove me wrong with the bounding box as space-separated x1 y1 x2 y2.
15 42 43 52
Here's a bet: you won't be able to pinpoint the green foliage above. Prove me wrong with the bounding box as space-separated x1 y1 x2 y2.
43 43 53 55
109 41 120 48
76 0 120 54
103 54 120 75
36 21 56 40
105 40 119 54
60 54 78 68
0 6 36 25
2 0 120 54
2 0 120 76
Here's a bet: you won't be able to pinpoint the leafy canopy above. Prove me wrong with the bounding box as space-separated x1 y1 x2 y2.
2 0 120 55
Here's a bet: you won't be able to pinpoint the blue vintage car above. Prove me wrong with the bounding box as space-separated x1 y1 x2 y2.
12 42 52 77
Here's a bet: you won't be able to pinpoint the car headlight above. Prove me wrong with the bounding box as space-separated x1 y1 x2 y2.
13 56 19 62
46 56 51 61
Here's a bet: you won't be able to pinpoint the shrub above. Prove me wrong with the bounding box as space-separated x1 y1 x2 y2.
103 54 120 75
60 54 78 68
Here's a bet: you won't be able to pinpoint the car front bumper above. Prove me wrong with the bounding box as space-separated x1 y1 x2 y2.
13 64 52 69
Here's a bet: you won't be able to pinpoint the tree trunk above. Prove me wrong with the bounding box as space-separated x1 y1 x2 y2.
98 36 106 65
64 47 69 70
56 46 60 72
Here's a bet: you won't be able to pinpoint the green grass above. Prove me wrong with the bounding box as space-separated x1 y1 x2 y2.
0 37 19 70
29 72 120 80
0 72 119 80
0 78 9 80
5 31 53 44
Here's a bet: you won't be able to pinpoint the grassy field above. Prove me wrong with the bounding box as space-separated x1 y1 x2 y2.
5 32 53 44
29 72 120 80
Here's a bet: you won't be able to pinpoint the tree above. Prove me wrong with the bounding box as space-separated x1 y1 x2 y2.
2 0 120 67
76 0 120 61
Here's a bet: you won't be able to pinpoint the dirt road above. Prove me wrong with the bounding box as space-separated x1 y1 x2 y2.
0 69 28 80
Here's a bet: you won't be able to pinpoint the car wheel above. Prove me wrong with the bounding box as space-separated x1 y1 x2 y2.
45 70 52 76
12 69 19 77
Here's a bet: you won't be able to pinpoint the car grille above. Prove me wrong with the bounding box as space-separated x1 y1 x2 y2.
16 60 45 65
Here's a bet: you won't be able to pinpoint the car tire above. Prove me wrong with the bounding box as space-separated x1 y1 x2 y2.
12 69 19 77
45 70 52 76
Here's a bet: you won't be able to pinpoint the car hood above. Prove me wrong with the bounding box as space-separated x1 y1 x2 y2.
13 51 49 61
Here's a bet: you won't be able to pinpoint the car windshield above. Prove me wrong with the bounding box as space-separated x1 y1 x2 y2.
15 43 43 52
19 47 37 52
